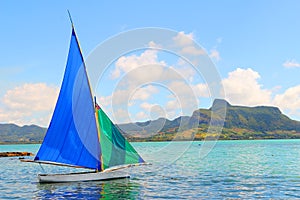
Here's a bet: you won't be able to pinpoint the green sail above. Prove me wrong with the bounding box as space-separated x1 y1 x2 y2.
95 105 144 170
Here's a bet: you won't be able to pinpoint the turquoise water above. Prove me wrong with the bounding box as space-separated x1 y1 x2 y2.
1 140 300 199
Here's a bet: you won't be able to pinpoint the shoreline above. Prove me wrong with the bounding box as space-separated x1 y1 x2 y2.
1 137 300 145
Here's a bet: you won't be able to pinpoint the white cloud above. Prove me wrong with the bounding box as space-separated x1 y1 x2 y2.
135 111 148 121
180 46 205 56
134 103 169 121
96 85 161 123
112 48 166 79
139 103 169 120
149 104 166 119
221 68 300 120
222 68 272 106
140 102 155 111
283 59 300 68
148 41 162 49
125 65 165 86
173 32 222 64
170 63 196 82
273 85 300 117
0 83 58 126
173 31 194 47
0 108 30 123
110 89 132 106
166 99 178 111
168 81 198 98
116 50 158 71
3 83 57 111
163 99 182 120
97 95 112 107
166 81 199 113
108 42 202 114
210 37 222 62
111 68 121 80
110 108 132 124
209 49 221 61
104 66 300 123
131 85 159 101
192 83 210 98
107 85 159 107
173 31 206 56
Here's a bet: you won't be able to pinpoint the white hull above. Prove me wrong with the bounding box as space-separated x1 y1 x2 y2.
38 170 129 183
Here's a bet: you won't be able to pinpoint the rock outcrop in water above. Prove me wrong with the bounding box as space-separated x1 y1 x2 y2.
0 152 34 157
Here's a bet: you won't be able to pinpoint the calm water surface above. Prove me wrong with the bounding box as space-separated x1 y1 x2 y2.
1 140 300 199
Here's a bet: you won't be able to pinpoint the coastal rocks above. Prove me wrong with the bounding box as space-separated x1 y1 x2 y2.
0 152 34 157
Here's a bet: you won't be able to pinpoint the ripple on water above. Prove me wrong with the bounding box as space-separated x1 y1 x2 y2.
1 140 300 199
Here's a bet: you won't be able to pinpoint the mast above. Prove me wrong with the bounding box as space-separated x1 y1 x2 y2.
68 11 102 170
67 10 74 26
68 10 97 108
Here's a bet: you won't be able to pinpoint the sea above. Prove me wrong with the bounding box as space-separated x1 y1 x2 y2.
1 139 300 199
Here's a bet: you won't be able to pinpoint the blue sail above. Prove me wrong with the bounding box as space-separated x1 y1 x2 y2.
35 28 101 170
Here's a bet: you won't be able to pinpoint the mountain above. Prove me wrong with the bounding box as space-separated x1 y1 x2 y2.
119 99 300 141
191 99 300 131
1 99 300 143
0 124 46 144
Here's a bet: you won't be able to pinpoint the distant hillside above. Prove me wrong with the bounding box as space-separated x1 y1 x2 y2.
191 99 300 132
1 99 300 144
0 124 46 144
120 99 300 141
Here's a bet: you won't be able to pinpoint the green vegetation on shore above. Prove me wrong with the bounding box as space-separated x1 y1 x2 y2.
123 99 300 141
127 127 300 142
1 99 300 144
0 124 45 144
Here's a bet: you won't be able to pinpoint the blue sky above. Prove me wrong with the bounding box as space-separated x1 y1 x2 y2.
1 1 300 126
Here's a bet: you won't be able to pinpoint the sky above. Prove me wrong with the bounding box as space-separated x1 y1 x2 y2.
1 0 300 127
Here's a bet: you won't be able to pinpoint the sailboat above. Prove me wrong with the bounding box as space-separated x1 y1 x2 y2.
21 23 145 183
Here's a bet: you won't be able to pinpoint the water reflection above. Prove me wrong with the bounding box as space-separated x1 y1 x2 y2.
35 179 142 199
